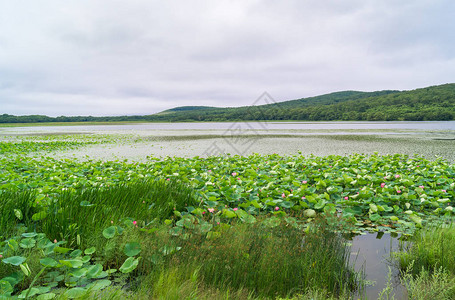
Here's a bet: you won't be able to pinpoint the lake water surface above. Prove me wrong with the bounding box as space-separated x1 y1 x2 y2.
3 121 453 162
2 120 455 133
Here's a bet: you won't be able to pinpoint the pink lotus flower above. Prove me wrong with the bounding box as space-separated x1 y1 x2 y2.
419 185 424 189
0 254 2 258
208 170 212 172
442 189 447 193
302 180 307 184
54 239 57 243
133 221 137 225
275 206 280 211
233 207 238 211
397 190 401 194
232 172 237 176
202 211 206 214
381 183 386 188
344 196 349 200
395 175 400 179
208 208 215 213
301 196 306 199
282 193 286 198
166 178 170 181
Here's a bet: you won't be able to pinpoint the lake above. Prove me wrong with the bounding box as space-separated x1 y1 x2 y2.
2 121 454 162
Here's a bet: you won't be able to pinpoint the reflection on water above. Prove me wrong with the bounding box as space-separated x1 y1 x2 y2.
351 232 405 299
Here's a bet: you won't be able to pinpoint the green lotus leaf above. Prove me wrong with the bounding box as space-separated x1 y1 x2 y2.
0 280 13 296
19 238 36 249
84 247 96 255
40 257 58 267
124 242 141 257
69 249 82 258
59 259 83 268
36 293 56 300
86 279 111 291
21 232 37 238
32 211 47 221
18 287 40 298
63 287 86 299
83 264 101 279
119 257 140 274
2 256 26 266
102 226 117 239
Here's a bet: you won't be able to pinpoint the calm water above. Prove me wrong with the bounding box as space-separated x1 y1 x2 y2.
3 121 455 162
351 233 405 299
2 120 455 133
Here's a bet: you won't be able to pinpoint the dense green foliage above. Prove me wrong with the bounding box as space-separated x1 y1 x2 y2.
2 134 455 298
1 83 455 123
396 225 455 275
1 181 361 299
2 135 455 236
150 84 455 122
391 225 455 300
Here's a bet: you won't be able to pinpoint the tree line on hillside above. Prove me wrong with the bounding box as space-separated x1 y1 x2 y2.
1 84 454 123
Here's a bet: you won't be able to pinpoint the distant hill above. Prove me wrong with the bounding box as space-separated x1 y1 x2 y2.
1 83 455 123
159 106 216 114
150 83 455 121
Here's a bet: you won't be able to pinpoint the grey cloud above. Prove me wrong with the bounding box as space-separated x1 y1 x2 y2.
0 0 454 116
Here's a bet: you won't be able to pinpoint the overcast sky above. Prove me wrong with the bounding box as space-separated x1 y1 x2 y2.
1 1 454 116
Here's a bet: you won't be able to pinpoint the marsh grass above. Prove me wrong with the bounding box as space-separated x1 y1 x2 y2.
396 224 455 275
150 219 363 299
0 190 35 237
400 262 455 300
1 181 364 299
1 179 197 247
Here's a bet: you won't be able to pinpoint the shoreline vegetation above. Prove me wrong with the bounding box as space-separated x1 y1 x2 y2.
1 83 455 124
1 122 455 298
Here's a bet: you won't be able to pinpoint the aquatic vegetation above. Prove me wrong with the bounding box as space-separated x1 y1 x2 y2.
1 134 455 298
0 231 139 299
395 224 455 275
168 218 362 298
1 148 454 235
400 263 455 300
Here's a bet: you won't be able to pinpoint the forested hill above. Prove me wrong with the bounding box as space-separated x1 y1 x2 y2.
148 84 455 121
1 83 455 123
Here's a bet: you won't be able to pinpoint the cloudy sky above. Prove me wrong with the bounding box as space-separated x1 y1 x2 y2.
1 0 454 116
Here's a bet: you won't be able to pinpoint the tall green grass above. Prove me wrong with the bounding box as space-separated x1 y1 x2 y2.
0 179 197 247
0 190 35 238
142 219 363 299
1 181 364 299
396 224 455 275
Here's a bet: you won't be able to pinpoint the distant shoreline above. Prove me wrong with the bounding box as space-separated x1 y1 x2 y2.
2 119 455 128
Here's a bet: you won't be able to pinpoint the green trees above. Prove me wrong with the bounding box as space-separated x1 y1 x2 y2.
1 83 455 123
